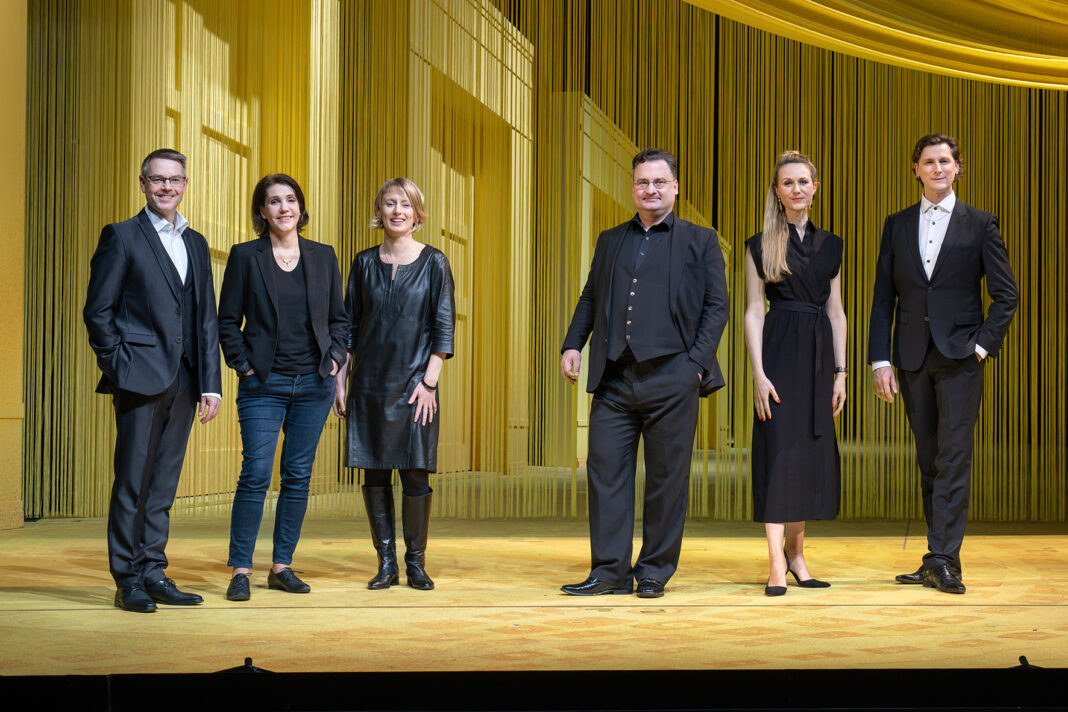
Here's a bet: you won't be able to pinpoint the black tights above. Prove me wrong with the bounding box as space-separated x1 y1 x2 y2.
363 468 430 497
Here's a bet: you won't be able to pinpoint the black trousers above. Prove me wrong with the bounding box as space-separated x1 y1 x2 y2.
108 362 197 586
586 350 700 586
898 344 985 573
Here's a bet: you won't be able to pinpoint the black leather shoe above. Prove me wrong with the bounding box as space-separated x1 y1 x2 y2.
114 583 157 613
922 564 966 594
636 579 665 598
226 573 251 601
787 565 831 588
145 577 203 605
897 564 961 584
560 577 632 596
268 568 311 593
764 581 787 597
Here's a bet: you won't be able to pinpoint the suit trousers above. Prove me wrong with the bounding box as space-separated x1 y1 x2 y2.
586 350 700 586
108 362 197 586
898 344 984 573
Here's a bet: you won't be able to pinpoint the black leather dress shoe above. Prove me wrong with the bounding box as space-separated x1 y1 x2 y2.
922 564 966 594
560 577 632 596
114 583 157 613
897 564 962 584
145 577 204 605
636 579 665 598
268 568 311 593
226 573 251 601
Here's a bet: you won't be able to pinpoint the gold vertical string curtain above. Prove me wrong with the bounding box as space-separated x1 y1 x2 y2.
24 0 1066 522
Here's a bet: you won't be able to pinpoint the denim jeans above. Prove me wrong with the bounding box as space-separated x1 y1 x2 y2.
228 371 335 568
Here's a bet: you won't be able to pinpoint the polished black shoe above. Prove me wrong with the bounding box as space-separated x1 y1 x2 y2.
922 564 966 594
635 578 665 598
226 573 251 601
787 565 831 588
560 577 633 596
897 564 961 585
145 577 203 605
268 568 311 593
114 583 157 613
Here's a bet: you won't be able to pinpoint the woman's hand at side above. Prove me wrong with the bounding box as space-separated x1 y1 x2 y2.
333 355 350 418
752 374 779 422
409 382 438 425
831 372 847 418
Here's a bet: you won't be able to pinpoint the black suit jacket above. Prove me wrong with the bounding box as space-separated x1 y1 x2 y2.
83 209 222 397
217 235 348 380
868 199 1018 371
562 215 729 396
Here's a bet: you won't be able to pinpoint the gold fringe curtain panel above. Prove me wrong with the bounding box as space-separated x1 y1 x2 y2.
24 0 1066 522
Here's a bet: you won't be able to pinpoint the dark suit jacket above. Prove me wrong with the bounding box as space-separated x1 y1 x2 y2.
83 209 222 397
562 215 729 396
217 235 348 380
868 199 1018 371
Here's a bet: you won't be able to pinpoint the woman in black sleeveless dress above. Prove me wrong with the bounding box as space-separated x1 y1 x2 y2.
743 152 848 596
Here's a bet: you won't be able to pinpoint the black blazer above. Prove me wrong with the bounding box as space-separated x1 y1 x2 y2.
218 235 347 380
83 209 222 397
562 215 729 396
868 199 1018 371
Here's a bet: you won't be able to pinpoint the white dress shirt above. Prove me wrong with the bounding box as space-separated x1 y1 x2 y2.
872 191 985 372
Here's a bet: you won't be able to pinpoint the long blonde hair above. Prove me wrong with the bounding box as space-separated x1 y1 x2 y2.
761 151 818 282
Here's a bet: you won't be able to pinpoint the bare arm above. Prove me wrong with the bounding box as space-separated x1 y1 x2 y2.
743 249 778 421
826 269 848 418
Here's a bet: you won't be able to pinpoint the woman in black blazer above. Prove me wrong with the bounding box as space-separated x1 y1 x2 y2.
217 173 347 601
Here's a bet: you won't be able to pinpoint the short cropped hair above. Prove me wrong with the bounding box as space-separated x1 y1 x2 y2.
911 133 964 181
250 173 310 238
141 148 187 176
632 148 678 179
369 177 428 232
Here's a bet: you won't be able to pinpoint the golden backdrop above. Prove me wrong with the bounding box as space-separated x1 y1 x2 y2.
23 0 1066 522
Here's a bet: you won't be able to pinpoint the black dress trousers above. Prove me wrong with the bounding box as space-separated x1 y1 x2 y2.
898 344 985 572
587 350 700 586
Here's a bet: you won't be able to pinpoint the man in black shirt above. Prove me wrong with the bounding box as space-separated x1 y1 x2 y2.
560 148 729 597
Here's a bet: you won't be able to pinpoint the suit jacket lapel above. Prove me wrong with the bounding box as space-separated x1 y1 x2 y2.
254 236 279 317
137 209 183 301
929 201 968 283
600 224 628 323
900 203 926 282
298 236 318 316
668 216 685 311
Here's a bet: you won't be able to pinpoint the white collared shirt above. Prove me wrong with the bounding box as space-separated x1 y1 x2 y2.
146 207 189 282
918 191 955 279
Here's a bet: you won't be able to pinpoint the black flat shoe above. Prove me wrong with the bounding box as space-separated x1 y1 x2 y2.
787 565 831 588
268 568 311 593
922 564 966 594
145 577 203 605
895 566 925 584
561 577 633 596
226 573 251 601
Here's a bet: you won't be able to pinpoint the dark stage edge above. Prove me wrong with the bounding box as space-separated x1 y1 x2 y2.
1 666 1064 711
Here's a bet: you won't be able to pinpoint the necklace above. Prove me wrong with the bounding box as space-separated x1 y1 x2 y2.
273 247 298 267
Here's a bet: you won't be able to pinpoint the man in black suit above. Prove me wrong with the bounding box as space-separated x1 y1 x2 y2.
869 134 1018 594
84 149 222 612
560 148 729 598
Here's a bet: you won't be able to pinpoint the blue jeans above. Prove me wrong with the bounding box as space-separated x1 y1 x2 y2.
228 371 335 568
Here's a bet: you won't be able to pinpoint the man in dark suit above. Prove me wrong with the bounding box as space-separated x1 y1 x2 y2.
84 148 222 612
868 133 1018 594
560 148 729 598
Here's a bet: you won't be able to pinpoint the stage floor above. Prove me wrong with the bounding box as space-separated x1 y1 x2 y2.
1 517 1066 675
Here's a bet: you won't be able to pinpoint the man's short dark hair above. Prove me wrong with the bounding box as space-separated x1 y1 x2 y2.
632 148 678 179
141 148 187 176
911 133 962 167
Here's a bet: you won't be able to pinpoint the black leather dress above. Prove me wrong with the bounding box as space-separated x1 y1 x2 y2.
344 245 455 471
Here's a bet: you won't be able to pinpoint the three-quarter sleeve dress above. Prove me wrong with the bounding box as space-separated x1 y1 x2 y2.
344 245 455 471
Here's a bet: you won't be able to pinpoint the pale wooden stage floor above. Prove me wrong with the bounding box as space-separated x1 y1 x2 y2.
1 518 1066 675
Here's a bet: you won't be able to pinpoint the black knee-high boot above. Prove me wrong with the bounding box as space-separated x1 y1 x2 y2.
402 490 434 590
362 486 399 589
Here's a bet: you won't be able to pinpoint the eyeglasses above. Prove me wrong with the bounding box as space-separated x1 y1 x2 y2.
146 175 187 187
633 179 673 190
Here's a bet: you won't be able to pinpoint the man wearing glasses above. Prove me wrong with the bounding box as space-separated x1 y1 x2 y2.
84 148 222 612
560 148 729 598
